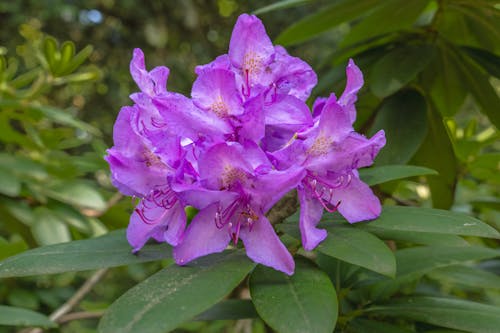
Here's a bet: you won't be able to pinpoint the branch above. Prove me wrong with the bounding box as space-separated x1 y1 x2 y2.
266 190 298 225
21 268 107 333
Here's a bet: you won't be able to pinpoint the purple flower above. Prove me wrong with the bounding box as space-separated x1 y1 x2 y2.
106 13 386 275
271 60 386 251
173 141 305 275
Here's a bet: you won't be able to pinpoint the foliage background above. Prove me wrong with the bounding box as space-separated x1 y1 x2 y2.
0 0 499 332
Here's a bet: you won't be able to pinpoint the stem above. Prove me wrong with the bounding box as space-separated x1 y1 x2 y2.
21 268 107 333
266 190 298 225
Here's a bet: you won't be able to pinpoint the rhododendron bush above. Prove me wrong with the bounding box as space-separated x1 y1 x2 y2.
1 3 499 333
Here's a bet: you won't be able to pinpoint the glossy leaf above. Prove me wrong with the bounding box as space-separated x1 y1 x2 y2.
370 90 428 165
0 230 172 278
250 257 337 333
276 0 383 45
462 46 500 79
363 228 468 247
355 206 500 239
366 297 500 333
0 305 56 328
359 165 437 186
370 44 435 98
98 251 255 333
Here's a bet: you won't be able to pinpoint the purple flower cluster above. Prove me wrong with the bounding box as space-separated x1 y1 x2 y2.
106 14 385 275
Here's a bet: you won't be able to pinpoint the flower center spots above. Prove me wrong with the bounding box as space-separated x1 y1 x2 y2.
243 51 262 77
307 135 332 156
143 148 164 168
210 95 229 117
221 165 247 189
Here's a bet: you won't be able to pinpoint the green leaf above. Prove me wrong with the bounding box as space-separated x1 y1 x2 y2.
62 44 93 74
413 106 457 209
427 265 500 290
42 36 58 72
31 207 71 245
43 180 106 211
0 166 21 196
317 227 396 277
359 165 437 186
355 206 500 239
98 251 255 333
462 47 500 79
370 44 435 98
363 228 468 247
370 90 428 165
250 257 337 333
195 300 257 321
0 305 56 327
252 0 310 15
452 48 500 129
0 230 172 278
341 0 430 48
275 0 383 46
56 41 76 75
424 45 467 117
396 246 499 279
366 296 500 333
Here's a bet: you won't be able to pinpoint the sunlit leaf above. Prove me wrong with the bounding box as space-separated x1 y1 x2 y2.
359 165 437 186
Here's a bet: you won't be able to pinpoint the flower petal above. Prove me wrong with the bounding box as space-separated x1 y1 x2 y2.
192 68 243 117
338 59 363 124
331 176 382 223
298 187 327 251
173 203 231 265
130 48 169 96
127 199 186 252
239 215 295 275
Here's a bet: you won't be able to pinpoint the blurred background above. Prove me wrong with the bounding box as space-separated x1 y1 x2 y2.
0 0 498 332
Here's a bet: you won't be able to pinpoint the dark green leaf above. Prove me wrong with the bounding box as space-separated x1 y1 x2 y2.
0 305 56 327
341 0 430 48
363 228 468 247
359 165 437 186
98 251 255 333
275 0 383 45
250 257 337 333
462 47 500 78
0 230 172 278
366 297 500 333
195 300 257 321
370 44 435 98
413 106 457 209
370 90 428 165
355 206 500 239
452 48 500 129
